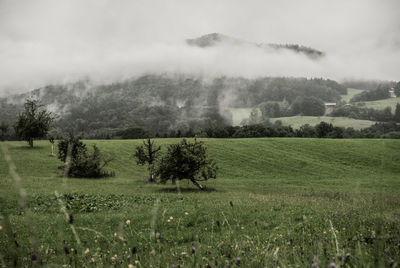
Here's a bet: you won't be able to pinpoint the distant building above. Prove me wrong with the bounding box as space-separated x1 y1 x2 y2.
324 103 336 108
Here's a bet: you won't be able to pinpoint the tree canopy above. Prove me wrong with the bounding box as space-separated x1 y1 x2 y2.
14 99 54 147
156 139 217 190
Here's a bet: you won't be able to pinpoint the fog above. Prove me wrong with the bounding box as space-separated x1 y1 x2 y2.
0 0 399 95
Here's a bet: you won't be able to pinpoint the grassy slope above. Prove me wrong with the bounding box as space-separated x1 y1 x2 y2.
1 139 400 267
341 88 364 103
354 97 400 111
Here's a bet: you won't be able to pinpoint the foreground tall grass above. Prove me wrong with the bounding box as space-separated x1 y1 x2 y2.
1 138 400 267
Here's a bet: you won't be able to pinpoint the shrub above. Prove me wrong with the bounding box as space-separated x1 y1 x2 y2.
58 135 114 178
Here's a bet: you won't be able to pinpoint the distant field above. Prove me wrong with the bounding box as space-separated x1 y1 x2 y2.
1 139 400 267
354 97 400 111
228 107 253 125
341 88 364 103
271 115 376 129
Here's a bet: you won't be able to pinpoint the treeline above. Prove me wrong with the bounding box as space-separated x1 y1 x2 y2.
350 85 392 102
329 105 395 122
193 122 400 139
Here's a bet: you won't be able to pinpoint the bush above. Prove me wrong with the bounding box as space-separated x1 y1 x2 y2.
58 136 114 178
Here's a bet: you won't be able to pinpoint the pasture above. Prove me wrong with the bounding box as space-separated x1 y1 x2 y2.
1 138 400 267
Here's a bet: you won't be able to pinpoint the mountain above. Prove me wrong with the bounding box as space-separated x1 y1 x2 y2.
186 33 325 59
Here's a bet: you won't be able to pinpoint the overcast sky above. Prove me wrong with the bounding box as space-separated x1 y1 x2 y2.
0 0 399 94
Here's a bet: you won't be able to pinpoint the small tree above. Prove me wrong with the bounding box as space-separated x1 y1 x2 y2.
49 136 56 157
58 135 114 178
394 103 400 123
156 139 218 190
0 122 9 141
14 99 54 147
134 138 161 182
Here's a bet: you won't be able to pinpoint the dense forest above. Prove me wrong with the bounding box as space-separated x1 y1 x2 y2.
0 75 347 138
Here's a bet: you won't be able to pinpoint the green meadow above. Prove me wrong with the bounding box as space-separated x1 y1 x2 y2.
1 138 400 267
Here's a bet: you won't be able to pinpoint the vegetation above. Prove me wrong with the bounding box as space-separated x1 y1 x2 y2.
134 138 161 182
13 99 54 147
0 76 347 138
395 82 400 97
58 136 114 178
156 139 217 190
350 85 391 102
0 122 8 141
0 139 400 267
330 105 393 122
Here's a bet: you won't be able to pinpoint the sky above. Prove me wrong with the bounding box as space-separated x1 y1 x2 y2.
0 0 399 94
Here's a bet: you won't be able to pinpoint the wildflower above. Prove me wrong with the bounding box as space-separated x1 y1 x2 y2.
150 249 156 255
169 216 174 220
90 258 95 263
135 260 139 264
126 220 131 225
236 257 241 265
111 256 116 263
0 225 3 231
114 232 117 237
128 265 135 268
84 248 90 254
327 263 337 268
240 226 244 230
184 212 189 215
181 251 187 256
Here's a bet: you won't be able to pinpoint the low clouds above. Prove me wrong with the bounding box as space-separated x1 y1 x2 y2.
0 0 399 95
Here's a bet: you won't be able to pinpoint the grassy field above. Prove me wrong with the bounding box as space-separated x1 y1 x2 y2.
271 116 376 130
1 139 400 267
354 97 400 111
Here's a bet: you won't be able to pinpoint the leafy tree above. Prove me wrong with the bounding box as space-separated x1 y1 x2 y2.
394 103 400 123
0 122 9 141
14 99 54 147
315 122 334 138
290 96 325 116
134 138 161 182
394 82 400 97
58 135 114 178
156 139 218 190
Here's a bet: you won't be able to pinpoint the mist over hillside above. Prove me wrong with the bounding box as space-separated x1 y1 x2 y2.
186 33 325 59
0 75 349 137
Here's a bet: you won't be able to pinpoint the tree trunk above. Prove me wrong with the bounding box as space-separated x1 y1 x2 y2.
190 178 204 190
148 165 155 183
28 138 33 148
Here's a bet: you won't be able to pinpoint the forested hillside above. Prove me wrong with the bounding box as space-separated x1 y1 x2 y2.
0 75 346 137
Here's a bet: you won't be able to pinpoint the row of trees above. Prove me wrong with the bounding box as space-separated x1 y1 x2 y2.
55 136 217 190
135 139 217 190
